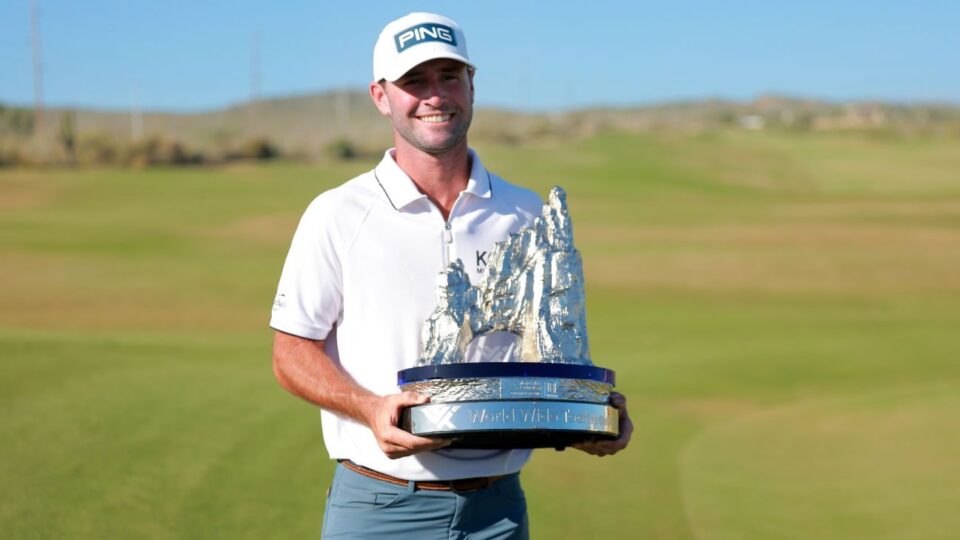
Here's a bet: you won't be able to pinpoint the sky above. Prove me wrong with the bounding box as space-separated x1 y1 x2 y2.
1 0 957 112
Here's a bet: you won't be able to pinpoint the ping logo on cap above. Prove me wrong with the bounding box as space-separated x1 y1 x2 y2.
394 23 456 53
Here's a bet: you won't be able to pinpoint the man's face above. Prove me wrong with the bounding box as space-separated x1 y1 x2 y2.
370 58 474 156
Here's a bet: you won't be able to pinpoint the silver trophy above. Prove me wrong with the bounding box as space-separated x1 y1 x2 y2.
399 187 619 449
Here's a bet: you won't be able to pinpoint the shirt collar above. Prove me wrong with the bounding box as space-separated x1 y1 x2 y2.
464 149 493 199
373 148 492 212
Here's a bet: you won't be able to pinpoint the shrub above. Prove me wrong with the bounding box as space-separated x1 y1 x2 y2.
326 137 357 160
234 137 279 161
76 133 120 165
126 136 204 167
0 105 35 136
0 145 26 167
59 111 77 163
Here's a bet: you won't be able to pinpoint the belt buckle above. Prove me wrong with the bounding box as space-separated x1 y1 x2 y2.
449 476 492 494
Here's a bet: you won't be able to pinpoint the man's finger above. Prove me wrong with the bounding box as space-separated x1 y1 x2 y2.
385 426 438 448
381 426 450 455
395 391 431 407
571 441 610 457
609 392 627 409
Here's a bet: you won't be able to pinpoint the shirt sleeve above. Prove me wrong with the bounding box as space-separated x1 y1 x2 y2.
269 196 343 340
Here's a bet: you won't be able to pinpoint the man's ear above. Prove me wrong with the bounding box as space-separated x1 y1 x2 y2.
369 81 391 116
468 69 475 104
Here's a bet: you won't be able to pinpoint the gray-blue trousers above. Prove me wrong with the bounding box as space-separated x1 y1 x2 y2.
321 463 528 539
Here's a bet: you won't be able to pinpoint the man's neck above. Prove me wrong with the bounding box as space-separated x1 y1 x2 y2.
394 142 471 220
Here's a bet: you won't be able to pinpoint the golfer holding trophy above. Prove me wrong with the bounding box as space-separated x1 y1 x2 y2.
271 12 632 539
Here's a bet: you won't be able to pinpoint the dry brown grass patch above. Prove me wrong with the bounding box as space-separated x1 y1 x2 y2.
581 222 960 295
0 174 64 210
203 214 298 246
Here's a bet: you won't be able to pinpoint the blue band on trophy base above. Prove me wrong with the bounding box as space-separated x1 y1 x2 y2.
398 362 615 386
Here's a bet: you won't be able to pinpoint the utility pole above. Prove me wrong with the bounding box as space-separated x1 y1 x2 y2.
248 30 261 137
518 51 531 112
30 0 45 137
131 85 143 142
250 30 261 103
335 88 349 131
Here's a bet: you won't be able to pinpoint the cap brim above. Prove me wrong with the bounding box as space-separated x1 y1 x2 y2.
381 50 475 82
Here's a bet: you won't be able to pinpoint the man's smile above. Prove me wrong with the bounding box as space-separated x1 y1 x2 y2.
417 113 453 123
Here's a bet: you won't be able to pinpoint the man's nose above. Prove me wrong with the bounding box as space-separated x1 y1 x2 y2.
422 78 447 103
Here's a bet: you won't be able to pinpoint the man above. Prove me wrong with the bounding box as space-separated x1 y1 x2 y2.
271 12 632 539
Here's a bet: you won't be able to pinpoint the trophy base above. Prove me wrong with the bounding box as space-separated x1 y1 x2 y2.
400 400 619 450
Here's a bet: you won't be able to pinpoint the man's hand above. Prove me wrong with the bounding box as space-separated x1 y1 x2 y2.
571 392 633 457
367 391 452 459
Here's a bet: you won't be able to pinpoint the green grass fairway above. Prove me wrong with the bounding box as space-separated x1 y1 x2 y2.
681 383 960 540
2 130 960 538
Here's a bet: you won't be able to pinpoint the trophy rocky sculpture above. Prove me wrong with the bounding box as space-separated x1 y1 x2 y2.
398 187 619 449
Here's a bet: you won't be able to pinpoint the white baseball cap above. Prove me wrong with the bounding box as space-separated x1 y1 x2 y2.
373 12 475 82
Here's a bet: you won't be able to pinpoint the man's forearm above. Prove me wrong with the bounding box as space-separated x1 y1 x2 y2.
272 331 377 425
271 330 451 458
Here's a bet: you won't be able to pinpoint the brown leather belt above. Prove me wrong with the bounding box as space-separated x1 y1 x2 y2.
339 460 507 493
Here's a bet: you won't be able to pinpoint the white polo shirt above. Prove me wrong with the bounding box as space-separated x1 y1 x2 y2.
270 148 543 480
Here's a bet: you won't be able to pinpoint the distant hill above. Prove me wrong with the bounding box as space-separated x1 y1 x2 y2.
2 93 958 164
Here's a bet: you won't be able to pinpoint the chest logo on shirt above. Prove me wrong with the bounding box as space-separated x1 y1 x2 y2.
476 250 488 276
